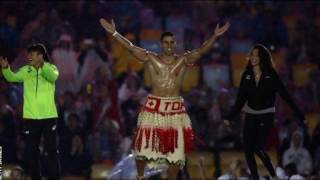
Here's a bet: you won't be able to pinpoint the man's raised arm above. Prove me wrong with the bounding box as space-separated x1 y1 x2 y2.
184 22 230 64
100 18 151 62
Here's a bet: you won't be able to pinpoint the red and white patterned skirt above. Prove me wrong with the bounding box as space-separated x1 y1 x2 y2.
132 95 194 167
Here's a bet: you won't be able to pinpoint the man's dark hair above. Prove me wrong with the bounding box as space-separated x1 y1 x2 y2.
160 32 174 41
27 43 50 62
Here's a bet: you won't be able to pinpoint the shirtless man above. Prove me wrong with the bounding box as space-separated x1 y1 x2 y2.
100 18 229 180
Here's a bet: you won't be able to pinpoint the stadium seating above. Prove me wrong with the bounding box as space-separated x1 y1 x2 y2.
305 112 320 137
230 53 247 87
292 63 318 87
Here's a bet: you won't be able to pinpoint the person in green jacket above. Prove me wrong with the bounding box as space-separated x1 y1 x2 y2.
0 43 60 179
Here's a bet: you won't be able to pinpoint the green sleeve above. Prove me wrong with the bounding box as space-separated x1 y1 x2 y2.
40 63 59 83
2 66 26 83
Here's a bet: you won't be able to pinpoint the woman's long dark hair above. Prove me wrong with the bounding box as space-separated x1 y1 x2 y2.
245 44 275 73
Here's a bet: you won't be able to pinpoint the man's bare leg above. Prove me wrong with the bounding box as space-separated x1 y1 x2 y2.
136 159 147 180
167 163 180 180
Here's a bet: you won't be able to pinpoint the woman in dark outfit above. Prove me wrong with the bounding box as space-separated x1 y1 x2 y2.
224 44 305 180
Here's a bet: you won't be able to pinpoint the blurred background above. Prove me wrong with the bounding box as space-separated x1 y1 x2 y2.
0 0 319 179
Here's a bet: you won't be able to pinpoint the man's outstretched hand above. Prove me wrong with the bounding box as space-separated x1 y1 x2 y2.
214 22 230 37
99 18 116 34
0 56 9 68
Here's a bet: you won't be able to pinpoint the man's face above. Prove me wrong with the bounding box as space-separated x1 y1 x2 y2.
161 36 176 55
27 51 43 65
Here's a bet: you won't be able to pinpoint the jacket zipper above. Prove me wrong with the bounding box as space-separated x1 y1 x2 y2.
36 70 39 97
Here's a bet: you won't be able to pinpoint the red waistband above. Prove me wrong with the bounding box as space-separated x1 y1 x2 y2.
141 95 186 115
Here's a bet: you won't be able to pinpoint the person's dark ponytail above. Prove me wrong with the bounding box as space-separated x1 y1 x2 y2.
27 43 51 62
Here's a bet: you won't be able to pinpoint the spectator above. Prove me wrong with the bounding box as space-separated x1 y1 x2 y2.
86 118 120 163
78 38 109 85
93 65 120 128
119 73 147 136
0 93 17 164
51 34 79 93
282 130 312 176
67 135 91 176
20 12 48 47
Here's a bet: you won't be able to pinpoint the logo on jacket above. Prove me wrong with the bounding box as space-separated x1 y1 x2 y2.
27 67 32 73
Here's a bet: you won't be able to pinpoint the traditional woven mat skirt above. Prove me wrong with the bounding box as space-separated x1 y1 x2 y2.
132 95 194 168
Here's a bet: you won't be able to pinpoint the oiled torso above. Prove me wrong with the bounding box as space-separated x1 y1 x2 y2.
146 55 187 97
